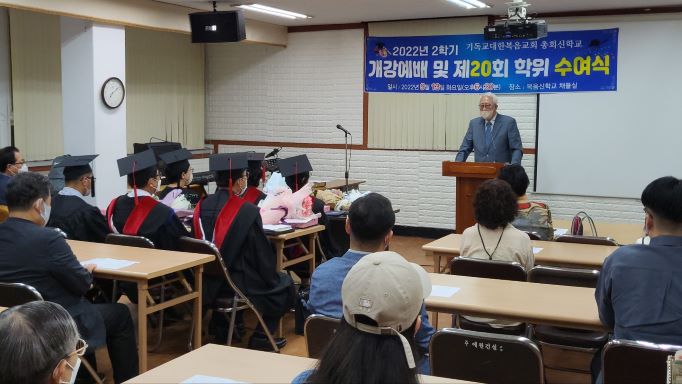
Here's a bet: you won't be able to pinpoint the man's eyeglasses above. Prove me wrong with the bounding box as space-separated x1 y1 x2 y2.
67 338 88 358
13 160 26 165
478 104 494 110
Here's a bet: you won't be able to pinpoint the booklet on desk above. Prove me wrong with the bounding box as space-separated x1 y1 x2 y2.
263 224 294 235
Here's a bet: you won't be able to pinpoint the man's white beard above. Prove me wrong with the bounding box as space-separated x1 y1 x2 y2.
481 110 495 121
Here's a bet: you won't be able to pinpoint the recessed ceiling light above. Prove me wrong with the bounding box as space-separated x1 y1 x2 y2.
447 0 490 9
237 4 311 19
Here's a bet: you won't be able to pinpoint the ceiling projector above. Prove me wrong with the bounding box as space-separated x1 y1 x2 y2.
484 0 547 40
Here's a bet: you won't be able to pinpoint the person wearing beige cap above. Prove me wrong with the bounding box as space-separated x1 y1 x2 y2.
292 251 431 384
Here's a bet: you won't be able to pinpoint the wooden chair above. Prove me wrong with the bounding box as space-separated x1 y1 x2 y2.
525 231 542 240
555 234 619 246
450 257 527 335
430 328 544 384
528 266 608 380
0 204 8 223
177 236 281 352
602 339 682 384
0 282 103 383
104 233 154 248
304 314 340 358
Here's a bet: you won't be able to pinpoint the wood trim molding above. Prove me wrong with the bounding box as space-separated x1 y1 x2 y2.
288 23 365 33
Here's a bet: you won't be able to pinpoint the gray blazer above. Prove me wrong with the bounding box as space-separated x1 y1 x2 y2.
455 113 523 164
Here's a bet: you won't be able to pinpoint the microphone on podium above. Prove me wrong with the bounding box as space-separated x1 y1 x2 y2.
336 124 351 135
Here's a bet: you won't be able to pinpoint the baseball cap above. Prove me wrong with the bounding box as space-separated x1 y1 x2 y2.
341 251 432 369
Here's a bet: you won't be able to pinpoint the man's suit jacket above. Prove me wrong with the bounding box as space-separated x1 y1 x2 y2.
455 113 523 164
0 217 106 347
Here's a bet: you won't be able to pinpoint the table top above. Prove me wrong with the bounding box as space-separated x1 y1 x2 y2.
423 233 617 269
266 224 325 241
125 344 475 383
553 219 642 245
68 240 214 281
426 273 604 331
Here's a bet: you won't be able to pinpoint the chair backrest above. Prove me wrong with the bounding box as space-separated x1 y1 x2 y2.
603 339 682 384
304 314 341 358
176 236 227 279
53 227 68 239
105 233 155 249
528 265 600 288
0 282 43 307
0 204 8 223
525 231 542 240
430 328 544 384
450 257 527 282
555 234 619 246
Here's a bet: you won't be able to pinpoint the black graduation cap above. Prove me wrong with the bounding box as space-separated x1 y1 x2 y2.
209 152 248 172
53 154 99 196
158 148 192 166
245 152 265 164
116 149 157 176
278 154 313 177
53 154 99 169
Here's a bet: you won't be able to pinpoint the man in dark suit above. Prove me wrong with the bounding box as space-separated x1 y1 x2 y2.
455 92 523 164
0 172 138 383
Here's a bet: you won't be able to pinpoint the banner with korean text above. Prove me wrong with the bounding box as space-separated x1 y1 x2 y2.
365 29 618 94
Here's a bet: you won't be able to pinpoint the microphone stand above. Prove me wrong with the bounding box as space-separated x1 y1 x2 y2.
344 131 349 193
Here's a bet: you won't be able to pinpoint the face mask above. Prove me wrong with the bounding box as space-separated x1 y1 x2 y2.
481 110 494 121
60 357 81 384
19 164 28 173
186 171 193 185
40 202 51 226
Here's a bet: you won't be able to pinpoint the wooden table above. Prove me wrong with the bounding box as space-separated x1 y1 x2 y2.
553 219 642 245
424 234 617 272
427 273 605 331
125 344 475 383
267 225 325 275
68 240 214 373
313 179 365 191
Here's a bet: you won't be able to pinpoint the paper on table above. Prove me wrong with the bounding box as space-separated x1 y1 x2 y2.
80 258 138 270
263 224 292 231
182 375 244 384
533 247 543 254
554 228 568 237
430 285 460 298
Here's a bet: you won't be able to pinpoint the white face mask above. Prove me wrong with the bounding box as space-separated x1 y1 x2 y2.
40 201 51 226
481 110 495 121
185 171 193 185
60 357 81 384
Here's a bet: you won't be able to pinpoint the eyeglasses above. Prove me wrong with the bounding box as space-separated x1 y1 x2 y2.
67 338 88 358
478 104 494 110
13 160 26 165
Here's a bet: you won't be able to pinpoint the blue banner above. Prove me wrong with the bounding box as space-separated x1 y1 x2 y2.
365 29 618 94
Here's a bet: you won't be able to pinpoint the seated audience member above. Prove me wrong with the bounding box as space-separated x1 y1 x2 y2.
106 149 189 250
0 301 86 384
0 172 138 383
306 192 435 373
293 251 431 384
0 146 26 221
47 155 110 242
280 154 340 259
158 148 201 208
460 179 533 329
497 164 554 240
193 152 294 350
593 176 682 381
242 152 267 205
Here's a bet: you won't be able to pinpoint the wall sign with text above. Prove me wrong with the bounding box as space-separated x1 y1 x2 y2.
365 29 618 94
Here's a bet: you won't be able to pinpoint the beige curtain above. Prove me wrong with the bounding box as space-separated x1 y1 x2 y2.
367 18 487 150
125 27 205 151
10 9 63 160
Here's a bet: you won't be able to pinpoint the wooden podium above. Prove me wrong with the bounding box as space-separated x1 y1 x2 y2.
443 161 504 233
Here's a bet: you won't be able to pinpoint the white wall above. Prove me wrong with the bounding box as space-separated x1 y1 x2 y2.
0 8 11 147
206 27 646 230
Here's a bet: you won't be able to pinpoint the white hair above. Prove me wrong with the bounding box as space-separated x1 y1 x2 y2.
481 92 498 106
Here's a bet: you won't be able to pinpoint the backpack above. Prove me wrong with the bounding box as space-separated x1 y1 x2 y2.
570 211 598 236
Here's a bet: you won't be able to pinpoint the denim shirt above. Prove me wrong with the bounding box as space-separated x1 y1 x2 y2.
306 250 436 373
595 235 682 345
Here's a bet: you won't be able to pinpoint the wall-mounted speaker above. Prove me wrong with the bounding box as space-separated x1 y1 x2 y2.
189 10 246 43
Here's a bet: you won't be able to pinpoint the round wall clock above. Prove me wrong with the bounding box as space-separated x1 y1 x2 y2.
101 77 125 109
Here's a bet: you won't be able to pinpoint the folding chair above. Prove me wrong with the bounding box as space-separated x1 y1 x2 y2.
528 266 608 380
430 328 544 383
0 204 8 224
0 282 103 384
602 339 682 384
177 236 281 352
555 234 619 246
525 231 542 240
304 314 340 358
450 257 527 335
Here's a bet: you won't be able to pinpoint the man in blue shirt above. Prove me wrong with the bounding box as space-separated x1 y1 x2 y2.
594 176 682 380
307 192 435 373
0 146 26 206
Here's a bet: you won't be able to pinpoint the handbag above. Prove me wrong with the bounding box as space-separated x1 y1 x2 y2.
570 211 598 236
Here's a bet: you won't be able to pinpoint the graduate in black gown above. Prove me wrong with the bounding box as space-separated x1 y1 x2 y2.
157 148 201 207
106 149 189 251
280 154 341 261
241 152 267 206
193 152 294 350
47 154 110 243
